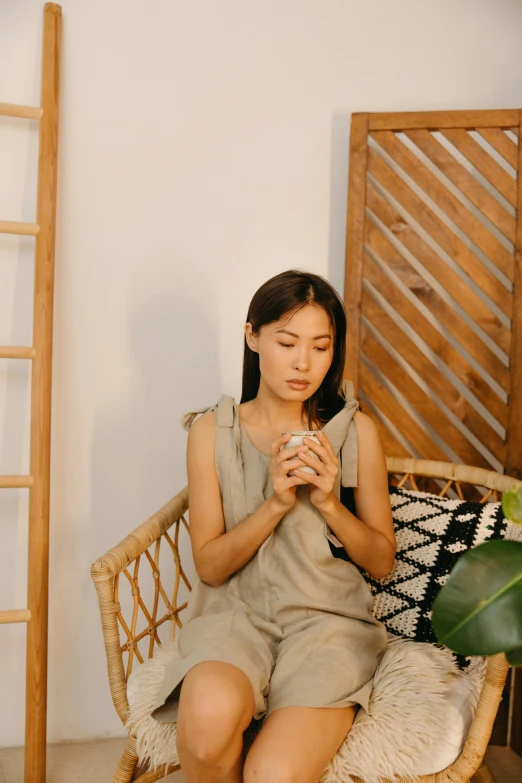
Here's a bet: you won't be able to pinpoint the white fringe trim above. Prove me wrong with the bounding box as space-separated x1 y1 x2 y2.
319 635 486 783
125 633 486 782
125 640 182 775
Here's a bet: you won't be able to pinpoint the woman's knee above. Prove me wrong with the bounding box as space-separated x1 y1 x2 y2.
177 661 255 761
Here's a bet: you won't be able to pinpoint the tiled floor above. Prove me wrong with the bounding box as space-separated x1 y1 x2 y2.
0 739 521 782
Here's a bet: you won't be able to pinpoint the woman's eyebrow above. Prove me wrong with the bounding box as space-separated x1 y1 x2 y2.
275 329 332 340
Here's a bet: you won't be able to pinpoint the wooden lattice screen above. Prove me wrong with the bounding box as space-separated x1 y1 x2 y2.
344 110 522 481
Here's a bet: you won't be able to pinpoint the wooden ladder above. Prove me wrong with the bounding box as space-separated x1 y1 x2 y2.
0 4 62 782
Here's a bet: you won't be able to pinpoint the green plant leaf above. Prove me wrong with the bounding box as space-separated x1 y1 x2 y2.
503 485 522 527
431 539 522 656
507 646 522 667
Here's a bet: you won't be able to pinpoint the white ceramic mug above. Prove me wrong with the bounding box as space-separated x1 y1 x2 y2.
282 431 320 476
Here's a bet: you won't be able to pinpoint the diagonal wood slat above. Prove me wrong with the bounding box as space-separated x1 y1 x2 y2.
344 109 522 480
404 129 516 245
370 130 514 278
359 362 449 461
365 186 511 354
367 150 514 309
441 128 517 207
358 398 411 460
360 323 496 469
477 128 518 170
363 250 508 429
365 183 511 387
361 285 506 464
363 249 508 429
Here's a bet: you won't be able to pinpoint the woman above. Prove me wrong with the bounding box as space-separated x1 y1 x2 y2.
152 269 396 783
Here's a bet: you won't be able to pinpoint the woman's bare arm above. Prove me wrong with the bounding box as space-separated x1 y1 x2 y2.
318 411 396 579
186 410 288 587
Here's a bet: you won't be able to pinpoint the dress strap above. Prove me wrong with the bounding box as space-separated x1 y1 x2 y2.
340 378 359 487
341 417 359 488
181 393 247 529
322 379 360 549
341 378 355 400
322 378 359 488
215 394 235 427
180 403 215 431
218 395 248 527
180 393 236 431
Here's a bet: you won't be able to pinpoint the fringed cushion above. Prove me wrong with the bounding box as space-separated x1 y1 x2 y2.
125 633 486 783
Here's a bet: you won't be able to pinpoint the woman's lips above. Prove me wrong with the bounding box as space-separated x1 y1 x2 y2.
287 380 310 389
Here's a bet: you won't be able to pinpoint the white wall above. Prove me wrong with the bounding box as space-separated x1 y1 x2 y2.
1 0 522 747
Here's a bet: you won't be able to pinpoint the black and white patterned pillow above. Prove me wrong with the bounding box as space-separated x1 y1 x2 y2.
361 485 522 646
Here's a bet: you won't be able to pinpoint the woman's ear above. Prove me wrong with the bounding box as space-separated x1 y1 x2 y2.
244 322 258 353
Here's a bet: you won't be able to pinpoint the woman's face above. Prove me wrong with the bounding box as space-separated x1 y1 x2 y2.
245 304 335 400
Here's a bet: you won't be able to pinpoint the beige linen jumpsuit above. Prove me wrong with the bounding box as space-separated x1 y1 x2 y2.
152 379 388 724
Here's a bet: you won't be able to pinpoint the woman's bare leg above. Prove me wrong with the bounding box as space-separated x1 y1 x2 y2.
243 704 357 783
176 661 256 783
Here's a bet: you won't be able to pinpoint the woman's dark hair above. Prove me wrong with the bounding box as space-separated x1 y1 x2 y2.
240 269 348 428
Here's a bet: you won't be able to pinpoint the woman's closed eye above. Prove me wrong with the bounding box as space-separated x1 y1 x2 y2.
278 342 327 352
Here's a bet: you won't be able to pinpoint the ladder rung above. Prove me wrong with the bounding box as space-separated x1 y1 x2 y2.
0 609 31 624
0 475 33 489
0 346 35 360
0 103 42 120
0 220 40 236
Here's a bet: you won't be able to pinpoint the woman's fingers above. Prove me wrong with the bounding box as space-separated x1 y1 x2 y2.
303 433 338 468
276 444 307 466
271 432 292 457
297 450 324 474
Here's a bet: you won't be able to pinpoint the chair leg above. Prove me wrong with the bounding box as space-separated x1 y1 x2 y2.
112 731 180 783
113 735 139 783
470 761 497 783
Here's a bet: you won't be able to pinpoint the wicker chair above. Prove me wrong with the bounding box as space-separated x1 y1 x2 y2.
91 457 522 783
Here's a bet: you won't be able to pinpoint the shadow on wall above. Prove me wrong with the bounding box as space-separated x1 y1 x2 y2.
327 113 351 299
91 284 221 550
48 282 222 739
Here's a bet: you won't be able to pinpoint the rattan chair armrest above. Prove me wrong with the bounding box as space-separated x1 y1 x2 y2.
90 485 189 724
386 457 522 493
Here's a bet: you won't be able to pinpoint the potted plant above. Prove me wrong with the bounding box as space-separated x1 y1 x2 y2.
432 486 522 666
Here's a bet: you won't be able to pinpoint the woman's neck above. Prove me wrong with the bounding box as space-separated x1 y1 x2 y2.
240 388 314 432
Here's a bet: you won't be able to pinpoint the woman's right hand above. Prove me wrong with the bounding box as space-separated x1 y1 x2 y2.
269 434 309 513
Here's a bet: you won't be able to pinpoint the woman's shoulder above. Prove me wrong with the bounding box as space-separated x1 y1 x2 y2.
352 410 386 470
353 408 369 425
189 408 216 430
353 409 379 438
184 417 215 462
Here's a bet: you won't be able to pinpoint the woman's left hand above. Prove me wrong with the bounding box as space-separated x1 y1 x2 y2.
294 431 338 510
